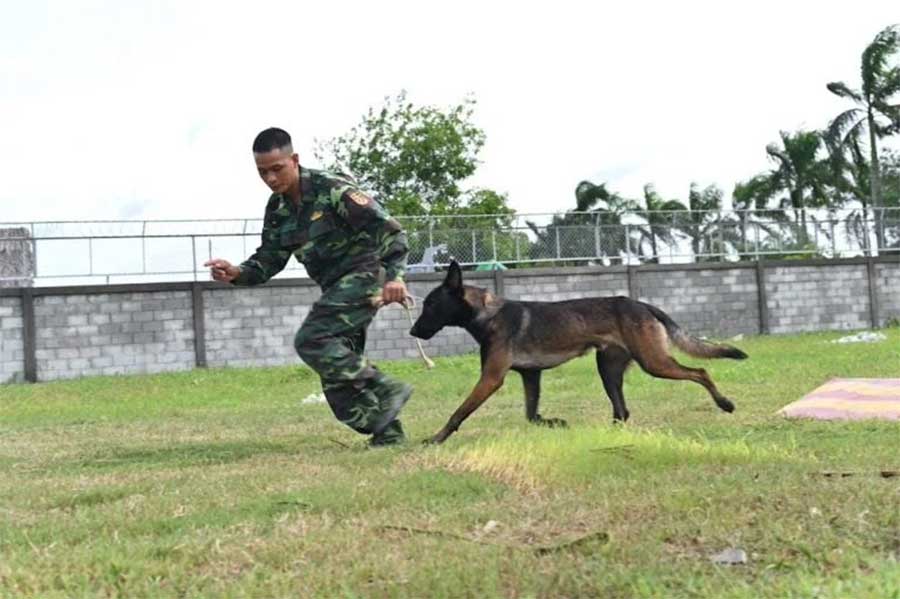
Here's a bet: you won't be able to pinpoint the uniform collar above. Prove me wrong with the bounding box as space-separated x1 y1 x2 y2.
299 166 315 202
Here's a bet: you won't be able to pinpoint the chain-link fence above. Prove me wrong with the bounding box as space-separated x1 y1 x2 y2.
2 208 899 285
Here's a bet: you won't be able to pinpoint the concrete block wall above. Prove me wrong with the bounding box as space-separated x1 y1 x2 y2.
2 258 898 384
765 264 870 334
503 269 628 302
875 262 900 327
637 266 760 338
0 296 24 383
204 284 318 368
32 291 195 381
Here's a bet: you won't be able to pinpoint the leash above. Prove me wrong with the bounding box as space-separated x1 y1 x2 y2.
371 294 435 369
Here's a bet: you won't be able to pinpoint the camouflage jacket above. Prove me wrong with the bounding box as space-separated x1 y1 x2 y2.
233 167 408 290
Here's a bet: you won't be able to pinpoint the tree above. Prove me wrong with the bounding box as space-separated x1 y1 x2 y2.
636 184 687 262
315 91 511 219
680 183 733 260
826 24 900 249
526 181 643 265
732 175 780 258
760 130 833 246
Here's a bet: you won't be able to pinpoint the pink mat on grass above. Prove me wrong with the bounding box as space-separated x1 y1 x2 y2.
778 378 900 421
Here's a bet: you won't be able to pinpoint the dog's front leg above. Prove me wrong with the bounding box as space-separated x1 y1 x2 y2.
428 353 511 444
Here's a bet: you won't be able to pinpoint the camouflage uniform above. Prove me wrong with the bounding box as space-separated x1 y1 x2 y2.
232 167 409 443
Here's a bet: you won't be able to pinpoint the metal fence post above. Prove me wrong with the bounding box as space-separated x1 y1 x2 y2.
141 221 147 274
30 223 38 278
492 230 497 262
471 230 477 263
625 224 631 264
555 227 561 260
754 222 760 260
191 235 198 282
717 213 723 262
670 212 676 262
594 213 601 260
830 218 836 258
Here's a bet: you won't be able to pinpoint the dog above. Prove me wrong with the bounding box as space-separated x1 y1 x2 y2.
409 261 747 444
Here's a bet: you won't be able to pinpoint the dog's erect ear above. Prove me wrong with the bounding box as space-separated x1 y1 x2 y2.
445 260 463 292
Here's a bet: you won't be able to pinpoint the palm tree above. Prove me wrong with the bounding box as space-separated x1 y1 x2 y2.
825 135 875 252
732 175 781 259
761 130 833 246
678 183 738 261
826 24 900 249
527 181 643 264
636 184 687 262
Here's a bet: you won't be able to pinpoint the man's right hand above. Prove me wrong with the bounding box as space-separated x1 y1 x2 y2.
204 258 241 283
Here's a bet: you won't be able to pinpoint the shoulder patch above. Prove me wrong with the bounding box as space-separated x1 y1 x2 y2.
347 190 372 206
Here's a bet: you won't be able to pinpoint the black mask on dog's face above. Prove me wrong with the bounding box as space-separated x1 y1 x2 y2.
409 261 470 340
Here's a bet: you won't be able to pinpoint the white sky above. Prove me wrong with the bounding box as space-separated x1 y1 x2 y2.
1 0 898 224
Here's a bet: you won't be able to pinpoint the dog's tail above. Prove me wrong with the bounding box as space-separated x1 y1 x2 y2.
642 302 748 360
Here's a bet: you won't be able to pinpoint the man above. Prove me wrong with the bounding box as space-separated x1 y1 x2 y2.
204 127 412 446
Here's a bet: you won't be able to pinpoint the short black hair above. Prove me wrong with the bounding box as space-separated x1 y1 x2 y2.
252 127 293 153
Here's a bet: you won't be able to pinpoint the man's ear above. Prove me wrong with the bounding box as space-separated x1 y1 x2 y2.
445 260 463 293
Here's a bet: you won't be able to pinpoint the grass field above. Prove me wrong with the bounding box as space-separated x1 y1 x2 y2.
1 329 899 598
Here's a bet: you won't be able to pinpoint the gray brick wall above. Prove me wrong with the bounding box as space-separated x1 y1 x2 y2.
33 291 195 381
204 284 319 368
0 296 24 383
766 265 870 334
875 262 900 326
203 279 479 369
3 259 898 384
504 271 628 302
637 267 760 338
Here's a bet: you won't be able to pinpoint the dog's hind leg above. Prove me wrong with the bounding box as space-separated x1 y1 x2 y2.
520 369 567 428
631 334 735 413
596 346 632 422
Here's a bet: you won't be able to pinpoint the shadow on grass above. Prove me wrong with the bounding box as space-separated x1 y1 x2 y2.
72 439 300 471
50 486 142 510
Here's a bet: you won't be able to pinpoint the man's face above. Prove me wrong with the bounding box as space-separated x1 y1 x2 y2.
254 148 300 195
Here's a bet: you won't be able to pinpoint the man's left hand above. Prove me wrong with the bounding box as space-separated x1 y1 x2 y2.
381 280 407 305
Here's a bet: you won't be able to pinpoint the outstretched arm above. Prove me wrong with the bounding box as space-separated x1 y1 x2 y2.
213 198 292 286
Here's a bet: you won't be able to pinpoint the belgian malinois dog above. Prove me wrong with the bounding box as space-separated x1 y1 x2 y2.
410 261 747 444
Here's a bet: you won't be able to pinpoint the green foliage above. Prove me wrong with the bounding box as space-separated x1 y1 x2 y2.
826 24 900 248
315 91 512 220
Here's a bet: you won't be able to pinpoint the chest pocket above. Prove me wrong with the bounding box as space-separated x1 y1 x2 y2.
301 216 339 261
279 225 307 250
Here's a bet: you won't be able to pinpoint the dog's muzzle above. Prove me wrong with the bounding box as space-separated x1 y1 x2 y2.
409 324 436 340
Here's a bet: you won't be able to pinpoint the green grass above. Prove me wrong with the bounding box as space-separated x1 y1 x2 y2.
1 329 899 598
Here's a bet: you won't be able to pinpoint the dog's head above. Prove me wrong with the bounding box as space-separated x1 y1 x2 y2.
409 260 475 340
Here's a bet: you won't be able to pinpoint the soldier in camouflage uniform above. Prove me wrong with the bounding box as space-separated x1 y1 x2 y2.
205 127 412 446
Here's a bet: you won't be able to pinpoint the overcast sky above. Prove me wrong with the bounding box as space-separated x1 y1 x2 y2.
1 0 898 225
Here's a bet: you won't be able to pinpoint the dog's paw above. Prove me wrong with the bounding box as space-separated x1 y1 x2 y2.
715 398 735 413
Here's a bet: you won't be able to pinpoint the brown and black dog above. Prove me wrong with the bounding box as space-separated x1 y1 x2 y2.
410 261 748 444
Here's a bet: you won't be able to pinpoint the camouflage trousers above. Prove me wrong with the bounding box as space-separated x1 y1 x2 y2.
294 271 404 438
